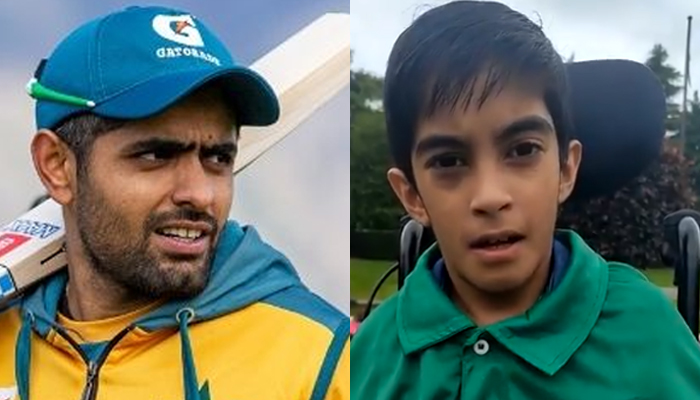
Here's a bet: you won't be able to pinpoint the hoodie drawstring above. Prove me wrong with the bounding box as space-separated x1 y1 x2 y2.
15 308 206 400
15 311 34 400
177 308 208 400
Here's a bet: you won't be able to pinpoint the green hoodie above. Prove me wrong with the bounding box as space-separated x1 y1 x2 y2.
351 230 700 399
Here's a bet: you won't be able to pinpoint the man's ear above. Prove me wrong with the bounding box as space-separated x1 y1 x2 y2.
558 139 583 204
387 167 431 226
31 129 78 205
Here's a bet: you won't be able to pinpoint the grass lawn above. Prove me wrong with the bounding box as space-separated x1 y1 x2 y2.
642 268 674 287
350 259 397 302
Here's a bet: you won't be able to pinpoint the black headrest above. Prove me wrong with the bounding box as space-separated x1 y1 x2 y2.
567 59 667 201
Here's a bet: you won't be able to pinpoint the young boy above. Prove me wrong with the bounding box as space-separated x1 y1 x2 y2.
350 2 700 399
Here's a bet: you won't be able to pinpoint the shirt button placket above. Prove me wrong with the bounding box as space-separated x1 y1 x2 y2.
469 335 513 399
461 332 489 399
473 338 490 356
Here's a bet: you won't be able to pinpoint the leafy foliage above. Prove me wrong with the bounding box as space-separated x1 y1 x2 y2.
557 143 697 267
350 69 404 230
645 44 683 133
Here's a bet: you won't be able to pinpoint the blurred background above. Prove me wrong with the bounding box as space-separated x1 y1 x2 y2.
351 0 700 318
0 0 349 313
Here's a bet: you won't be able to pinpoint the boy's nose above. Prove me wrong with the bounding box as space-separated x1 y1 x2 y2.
470 169 513 216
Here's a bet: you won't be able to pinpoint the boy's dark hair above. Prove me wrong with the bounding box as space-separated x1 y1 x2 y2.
383 1 573 184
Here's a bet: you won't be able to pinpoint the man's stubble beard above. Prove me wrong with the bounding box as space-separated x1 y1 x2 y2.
74 172 217 301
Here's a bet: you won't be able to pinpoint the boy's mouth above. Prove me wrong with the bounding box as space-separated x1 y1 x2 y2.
469 230 525 250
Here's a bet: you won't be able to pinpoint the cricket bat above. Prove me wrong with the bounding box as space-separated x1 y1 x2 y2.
0 12 350 306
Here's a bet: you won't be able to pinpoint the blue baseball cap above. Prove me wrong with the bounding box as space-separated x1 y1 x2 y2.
28 5 280 130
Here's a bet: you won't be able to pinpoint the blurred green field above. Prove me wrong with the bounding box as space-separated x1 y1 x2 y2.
642 268 674 287
350 259 397 301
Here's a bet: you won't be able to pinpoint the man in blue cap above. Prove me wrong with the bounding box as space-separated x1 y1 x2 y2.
0 6 348 400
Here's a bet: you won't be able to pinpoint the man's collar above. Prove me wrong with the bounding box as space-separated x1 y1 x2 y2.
396 230 608 375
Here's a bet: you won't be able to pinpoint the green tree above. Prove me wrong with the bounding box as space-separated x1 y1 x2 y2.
558 142 696 267
350 70 403 231
680 90 700 198
684 91 700 154
667 90 700 199
645 44 682 133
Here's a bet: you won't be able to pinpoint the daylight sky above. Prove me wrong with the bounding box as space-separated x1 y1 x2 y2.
353 0 700 98
0 0 349 313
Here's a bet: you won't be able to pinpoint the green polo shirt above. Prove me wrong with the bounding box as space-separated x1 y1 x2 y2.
350 230 700 399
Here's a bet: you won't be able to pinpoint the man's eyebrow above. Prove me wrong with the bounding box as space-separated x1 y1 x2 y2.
122 138 237 155
414 135 470 157
122 138 195 154
495 115 554 142
201 141 237 155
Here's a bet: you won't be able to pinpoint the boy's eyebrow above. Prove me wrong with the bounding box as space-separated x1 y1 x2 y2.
414 115 553 157
414 135 470 157
495 115 554 142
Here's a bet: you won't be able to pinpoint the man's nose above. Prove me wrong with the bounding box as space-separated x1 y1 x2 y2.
171 158 216 211
469 166 513 216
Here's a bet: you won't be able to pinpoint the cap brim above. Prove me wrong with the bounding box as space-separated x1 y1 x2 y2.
93 66 280 127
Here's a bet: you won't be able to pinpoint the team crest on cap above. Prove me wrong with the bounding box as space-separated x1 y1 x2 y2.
152 14 204 47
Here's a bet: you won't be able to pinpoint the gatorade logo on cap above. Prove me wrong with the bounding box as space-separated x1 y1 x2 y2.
152 14 204 47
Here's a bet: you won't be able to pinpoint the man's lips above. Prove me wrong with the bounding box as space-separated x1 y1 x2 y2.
152 232 210 257
155 220 214 237
152 220 215 256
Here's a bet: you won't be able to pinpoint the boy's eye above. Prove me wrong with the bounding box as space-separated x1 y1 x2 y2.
428 154 467 169
507 142 542 158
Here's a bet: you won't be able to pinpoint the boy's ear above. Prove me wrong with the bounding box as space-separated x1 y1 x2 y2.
387 167 431 226
558 139 583 204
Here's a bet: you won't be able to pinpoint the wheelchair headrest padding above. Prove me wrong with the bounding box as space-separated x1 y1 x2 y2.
566 59 666 201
